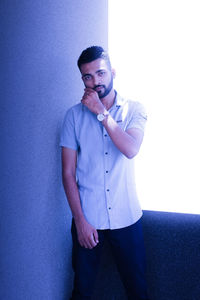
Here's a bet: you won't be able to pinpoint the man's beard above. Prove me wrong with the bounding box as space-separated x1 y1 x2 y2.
94 76 113 99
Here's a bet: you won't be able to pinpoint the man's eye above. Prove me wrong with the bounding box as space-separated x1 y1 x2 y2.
99 71 106 77
83 75 92 81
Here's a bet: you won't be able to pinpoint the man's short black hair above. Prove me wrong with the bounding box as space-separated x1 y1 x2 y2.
77 46 111 70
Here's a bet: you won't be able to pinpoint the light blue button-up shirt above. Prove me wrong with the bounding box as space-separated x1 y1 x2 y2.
60 93 147 229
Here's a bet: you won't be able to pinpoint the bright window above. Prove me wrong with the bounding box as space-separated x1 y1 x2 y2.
109 0 200 214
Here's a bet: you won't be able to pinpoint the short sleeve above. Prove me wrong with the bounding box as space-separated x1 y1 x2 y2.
126 101 147 131
60 108 78 150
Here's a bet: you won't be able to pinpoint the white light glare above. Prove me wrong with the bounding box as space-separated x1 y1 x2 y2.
109 0 200 214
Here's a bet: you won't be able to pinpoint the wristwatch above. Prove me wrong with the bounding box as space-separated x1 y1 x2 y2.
97 111 109 122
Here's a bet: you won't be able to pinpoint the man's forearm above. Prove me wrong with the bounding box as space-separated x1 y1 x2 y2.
62 173 85 222
102 114 143 159
62 171 99 249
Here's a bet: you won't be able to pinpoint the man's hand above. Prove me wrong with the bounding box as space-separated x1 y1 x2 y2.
75 218 99 249
81 88 105 115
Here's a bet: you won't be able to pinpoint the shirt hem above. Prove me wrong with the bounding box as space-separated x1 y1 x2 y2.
95 211 143 230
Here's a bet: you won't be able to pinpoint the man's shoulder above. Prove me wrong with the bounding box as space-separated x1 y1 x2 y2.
117 94 145 111
128 100 146 111
62 103 83 126
66 102 82 113
64 102 83 119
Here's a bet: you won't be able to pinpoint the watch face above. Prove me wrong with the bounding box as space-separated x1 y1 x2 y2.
97 114 105 121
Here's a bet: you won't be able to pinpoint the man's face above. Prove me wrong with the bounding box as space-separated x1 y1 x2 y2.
80 58 115 99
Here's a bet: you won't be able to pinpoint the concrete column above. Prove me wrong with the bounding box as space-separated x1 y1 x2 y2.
0 1 108 299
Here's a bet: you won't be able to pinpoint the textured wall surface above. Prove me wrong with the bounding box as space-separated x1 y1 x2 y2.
0 1 108 299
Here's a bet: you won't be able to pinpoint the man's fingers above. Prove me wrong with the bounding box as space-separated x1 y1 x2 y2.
77 222 99 249
78 235 96 249
84 87 95 93
85 232 99 249
87 230 99 249
85 234 97 249
93 230 99 244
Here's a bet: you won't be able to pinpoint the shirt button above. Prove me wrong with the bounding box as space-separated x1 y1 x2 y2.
107 189 110 192
104 134 107 137
106 171 108 173
105 152 108 155
108 207 111 210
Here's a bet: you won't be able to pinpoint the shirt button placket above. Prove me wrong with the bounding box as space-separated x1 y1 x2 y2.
103 129 111 216
106 187 111 212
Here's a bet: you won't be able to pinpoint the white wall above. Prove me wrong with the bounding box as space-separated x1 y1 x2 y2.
109 0 200 214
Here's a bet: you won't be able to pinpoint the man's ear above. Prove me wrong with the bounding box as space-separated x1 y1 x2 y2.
111 68 116 78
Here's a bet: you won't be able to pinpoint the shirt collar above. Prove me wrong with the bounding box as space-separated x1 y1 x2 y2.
109 91 124 112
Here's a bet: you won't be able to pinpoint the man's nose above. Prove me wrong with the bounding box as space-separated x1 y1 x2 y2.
93 75 101 86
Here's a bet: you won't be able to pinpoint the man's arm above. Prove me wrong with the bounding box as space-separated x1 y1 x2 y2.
81 89 144 159
61 147 99 249
102 116 144 159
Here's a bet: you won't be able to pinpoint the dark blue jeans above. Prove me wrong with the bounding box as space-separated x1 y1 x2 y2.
70 218 149 300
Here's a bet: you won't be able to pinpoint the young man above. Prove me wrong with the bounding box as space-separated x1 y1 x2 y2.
60 46 149 300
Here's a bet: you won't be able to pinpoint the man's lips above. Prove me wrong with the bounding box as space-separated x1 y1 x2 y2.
94 85 104 92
